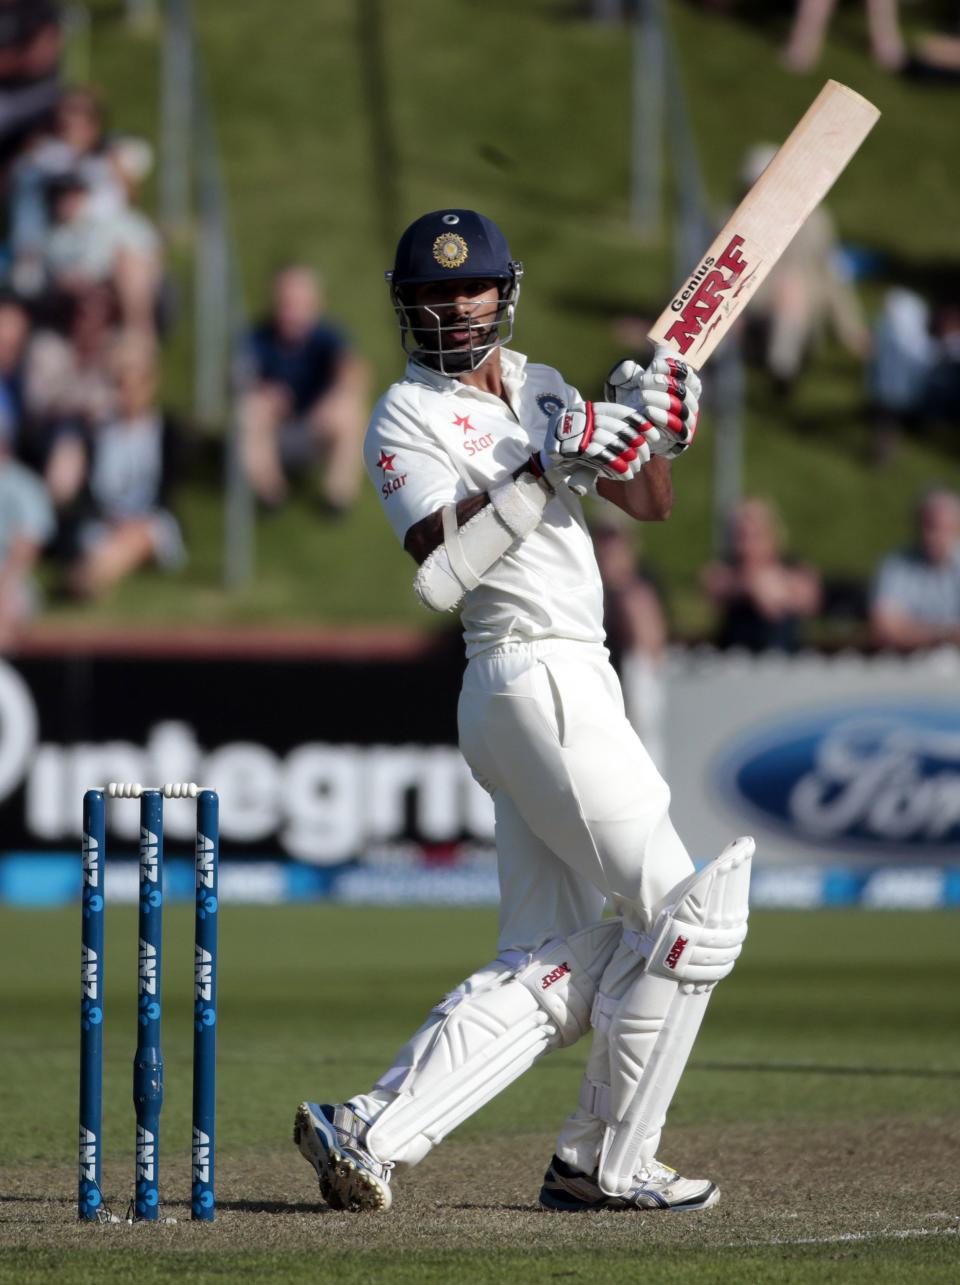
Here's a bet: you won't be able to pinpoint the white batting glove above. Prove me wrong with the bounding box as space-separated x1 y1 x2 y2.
539 399 657 485
603 357 647 410
605 352 701 459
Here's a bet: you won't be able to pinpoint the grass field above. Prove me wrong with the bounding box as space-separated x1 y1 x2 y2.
31 0 960 634
2 904 958 1282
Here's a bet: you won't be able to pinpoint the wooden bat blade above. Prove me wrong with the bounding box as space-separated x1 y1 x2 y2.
648 80 880 370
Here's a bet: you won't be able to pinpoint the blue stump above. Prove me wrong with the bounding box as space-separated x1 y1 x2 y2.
79 790 106 1221
133 790 164 1220
191 790 219 1221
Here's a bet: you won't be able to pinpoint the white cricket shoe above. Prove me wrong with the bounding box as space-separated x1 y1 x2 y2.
293 1101 393 1212
539 1154 719 1212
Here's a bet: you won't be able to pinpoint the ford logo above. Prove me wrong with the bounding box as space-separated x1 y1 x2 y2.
718 703 960 853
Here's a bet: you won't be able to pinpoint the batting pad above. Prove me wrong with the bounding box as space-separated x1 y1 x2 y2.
586 837 753 1197
364 919 620 1166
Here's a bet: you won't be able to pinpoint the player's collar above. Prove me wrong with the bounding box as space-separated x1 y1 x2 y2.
405 347 528 395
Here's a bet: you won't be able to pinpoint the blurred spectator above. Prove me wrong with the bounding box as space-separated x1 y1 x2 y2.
235 265 368 513
8 86 123 291
703 497 821 652
0 0 61 177
21 283 117 482
58 331 184 598
40 167 161 334
867 288 960 463
870 488 960 649
867 288 937 463
0 414 54 647
0 288 28 446
783 0 905 72
928 300 960 425
593 516 668 767
740 144 869 396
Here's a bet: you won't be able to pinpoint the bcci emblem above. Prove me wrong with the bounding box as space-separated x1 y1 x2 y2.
536 393 565 417
433 233 469 269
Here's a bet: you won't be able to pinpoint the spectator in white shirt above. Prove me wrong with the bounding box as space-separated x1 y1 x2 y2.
871 488 960 649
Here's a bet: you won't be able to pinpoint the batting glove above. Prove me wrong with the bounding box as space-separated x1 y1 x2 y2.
605 351 701 459
538 399 657 485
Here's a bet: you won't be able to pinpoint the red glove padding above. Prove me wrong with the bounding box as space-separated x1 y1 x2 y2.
605 351 701 460
539 400 657 484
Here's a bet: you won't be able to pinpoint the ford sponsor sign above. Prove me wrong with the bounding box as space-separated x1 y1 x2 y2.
718 703 960 856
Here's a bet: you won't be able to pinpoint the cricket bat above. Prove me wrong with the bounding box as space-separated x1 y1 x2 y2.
647 79 880 369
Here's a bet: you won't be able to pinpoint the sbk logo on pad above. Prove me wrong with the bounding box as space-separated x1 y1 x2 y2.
664 936 688 970
541 962 571 990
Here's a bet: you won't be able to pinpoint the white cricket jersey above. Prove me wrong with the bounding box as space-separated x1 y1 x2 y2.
364 348 606 658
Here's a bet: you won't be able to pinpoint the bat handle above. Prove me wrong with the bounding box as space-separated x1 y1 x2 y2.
567 467 593 497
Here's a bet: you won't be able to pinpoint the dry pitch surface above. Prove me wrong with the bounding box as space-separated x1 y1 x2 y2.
3 1119 959 1282
2 906 958 1283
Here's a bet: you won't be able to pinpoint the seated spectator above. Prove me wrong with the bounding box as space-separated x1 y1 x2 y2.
21 283 117 481
0 0 61 179
0 415 54 648
866 288 937 463
593 516 668 768
8 86 126 283
740 144 869 396
867 288 960 462
703 497 821 652
870 488 960 649
40 168 161 334
0 289 29 449
58 332 184 598
235 264 368 513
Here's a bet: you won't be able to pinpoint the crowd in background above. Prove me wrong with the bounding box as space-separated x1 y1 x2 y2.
1 0 957 662
0 1 176 644
682 0 960 79
0 2 368 647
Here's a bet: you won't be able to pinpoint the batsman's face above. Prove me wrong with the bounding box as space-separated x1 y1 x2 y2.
410 278 500 351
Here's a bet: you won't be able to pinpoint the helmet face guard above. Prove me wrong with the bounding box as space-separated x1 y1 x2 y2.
386 209 523 375
387 272 523 375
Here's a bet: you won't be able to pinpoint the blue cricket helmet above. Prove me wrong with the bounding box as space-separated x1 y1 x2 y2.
390 209 519 287
386 209 524 374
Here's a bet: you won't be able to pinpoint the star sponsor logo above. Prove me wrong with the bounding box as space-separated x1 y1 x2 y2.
376 447 407 499
453 412 495 458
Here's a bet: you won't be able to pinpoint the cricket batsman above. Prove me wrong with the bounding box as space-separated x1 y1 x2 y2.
294 210 754 1214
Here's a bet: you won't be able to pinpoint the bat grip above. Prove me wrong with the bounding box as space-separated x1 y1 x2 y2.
567 466 594 497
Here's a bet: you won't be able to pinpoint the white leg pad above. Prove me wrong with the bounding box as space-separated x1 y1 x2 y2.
588 837 754 1197
364 918 621 1166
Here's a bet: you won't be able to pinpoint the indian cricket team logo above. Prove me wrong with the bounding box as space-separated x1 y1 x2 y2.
536 393 565 418
433 233 469 269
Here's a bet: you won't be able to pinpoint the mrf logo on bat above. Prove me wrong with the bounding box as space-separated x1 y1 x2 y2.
663 234 758 357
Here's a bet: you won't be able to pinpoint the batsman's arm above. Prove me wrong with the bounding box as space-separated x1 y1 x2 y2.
596 457 673 522
403 458 546 566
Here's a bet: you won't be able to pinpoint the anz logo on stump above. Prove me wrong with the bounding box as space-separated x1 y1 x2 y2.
718 703 960 854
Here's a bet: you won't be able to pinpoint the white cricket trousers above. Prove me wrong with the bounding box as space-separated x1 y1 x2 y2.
458 639 693 947
348 638 694 1170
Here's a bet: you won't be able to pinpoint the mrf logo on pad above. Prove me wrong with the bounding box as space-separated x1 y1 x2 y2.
664 936 689 970
541 962 571 990
662 235 756 357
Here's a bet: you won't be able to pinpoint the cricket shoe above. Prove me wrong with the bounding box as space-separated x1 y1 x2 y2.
539 1154 718 1213
293 1102 393 1212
